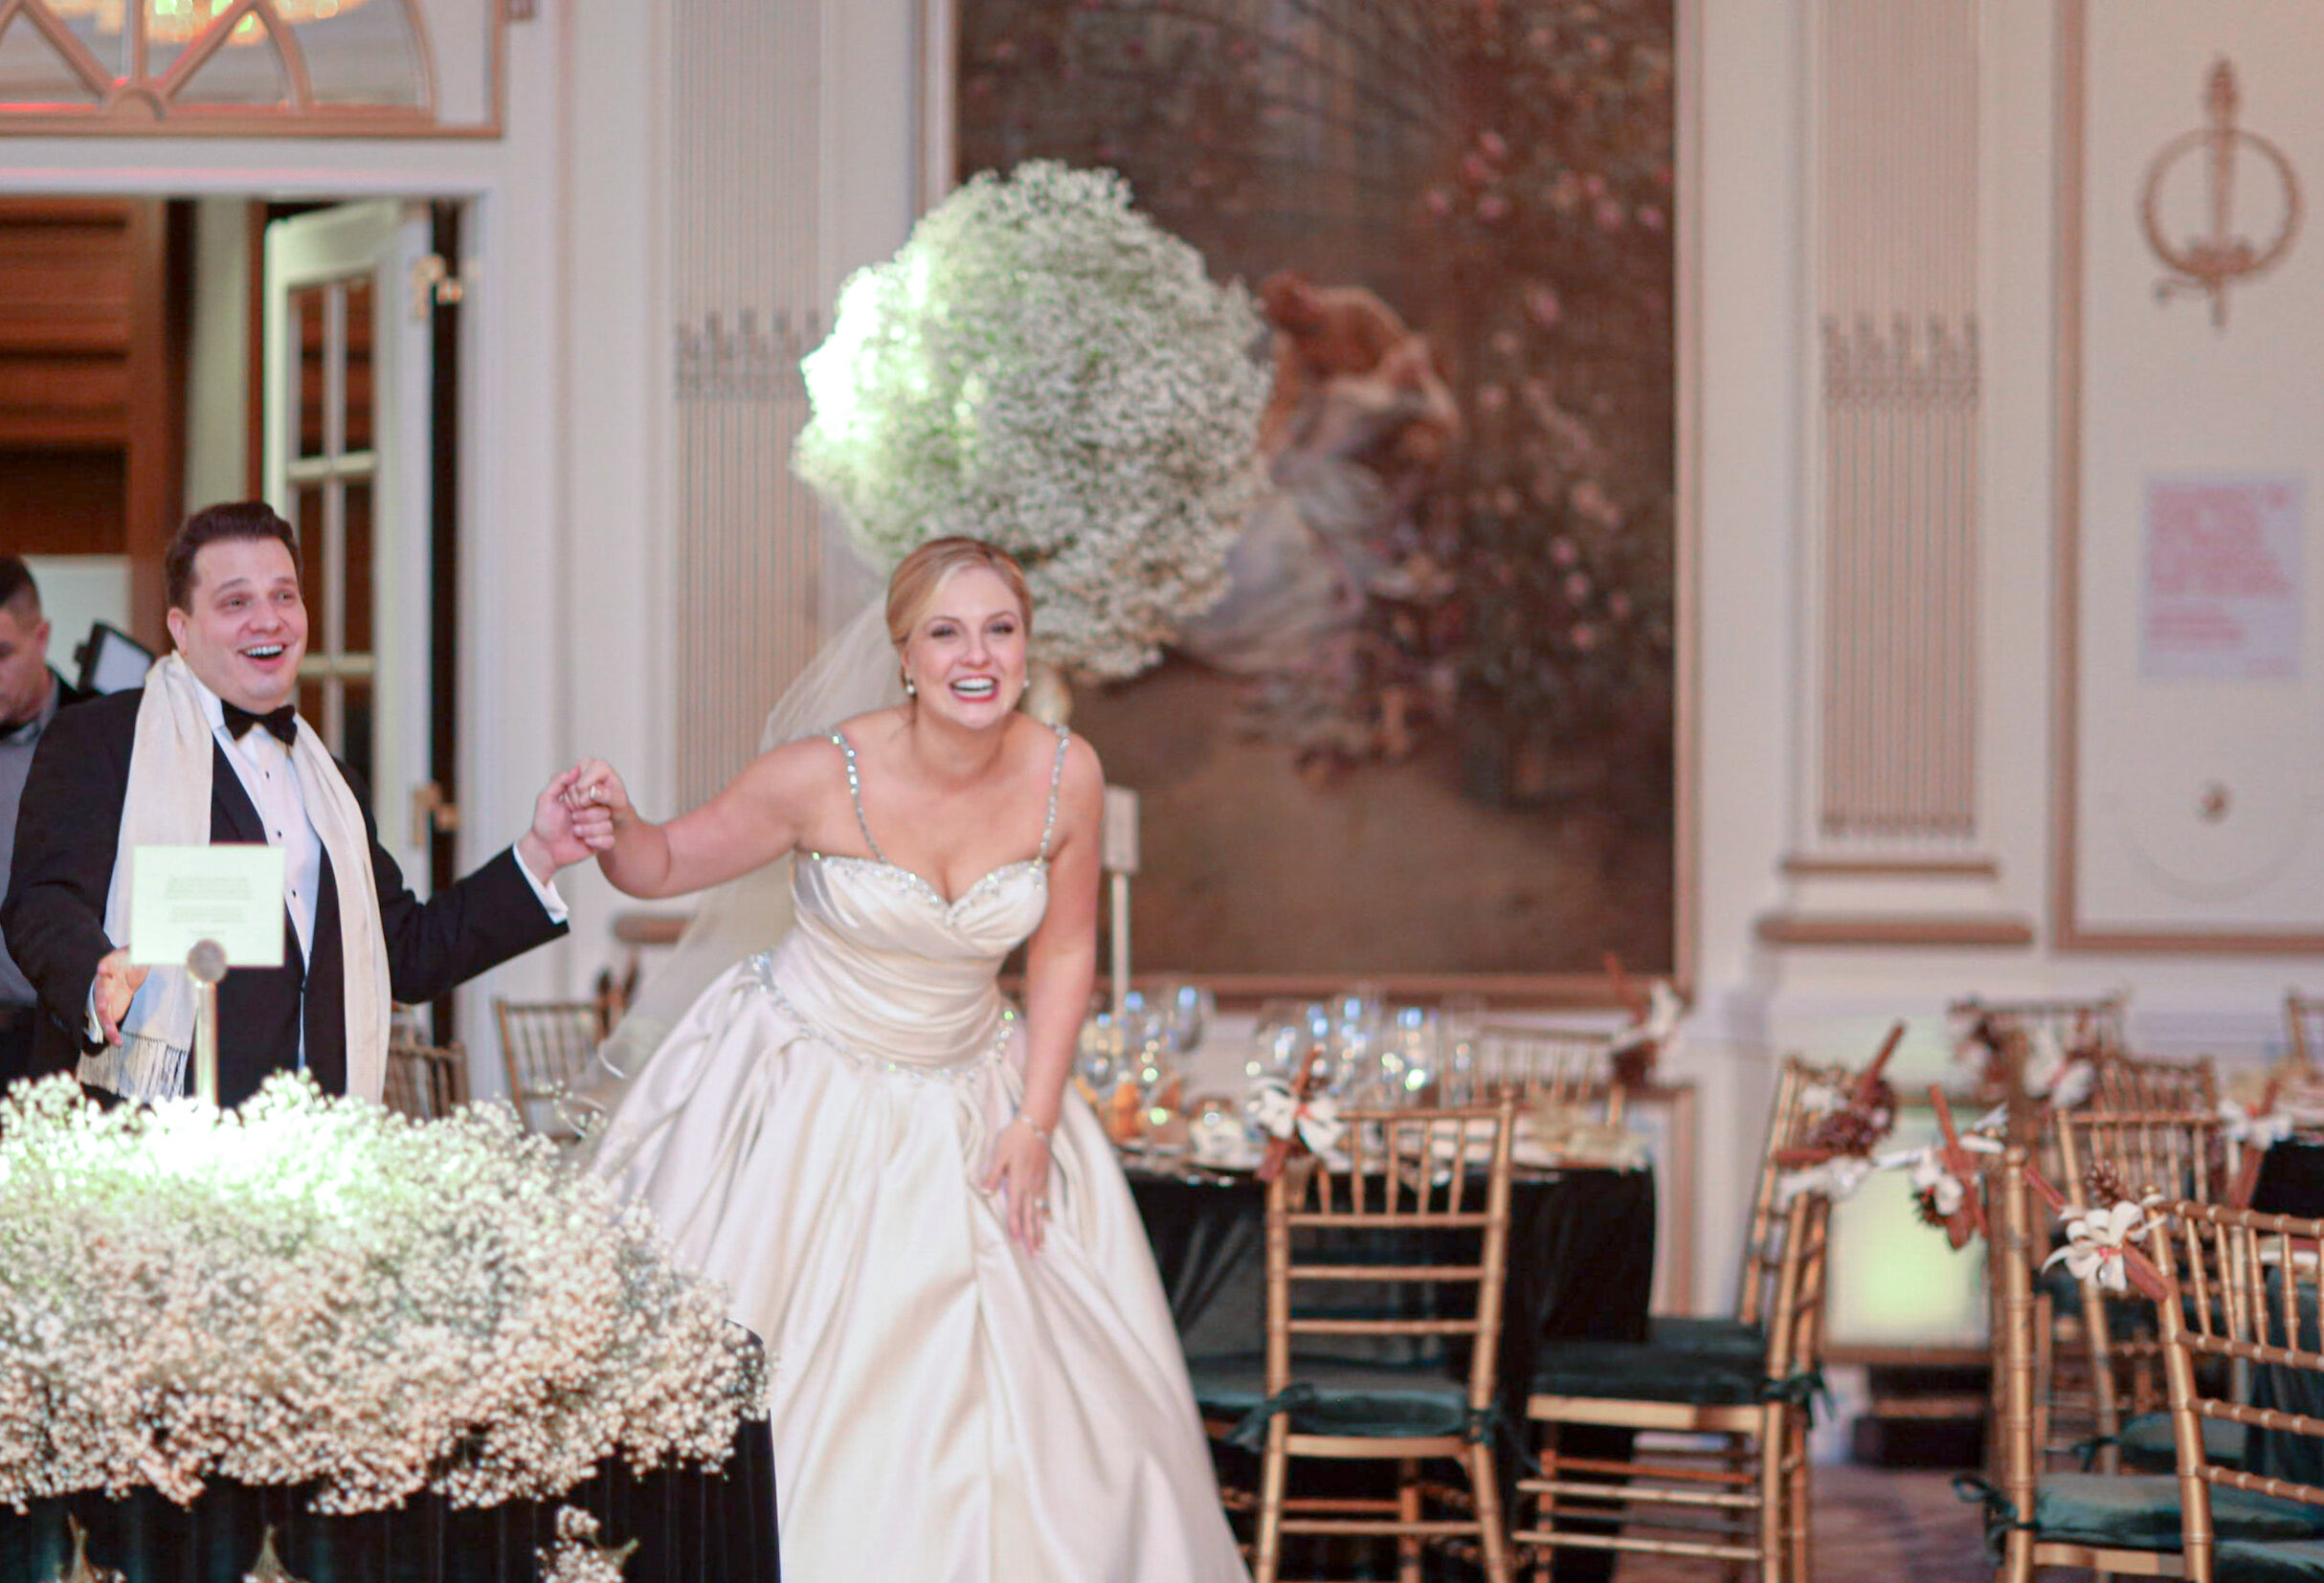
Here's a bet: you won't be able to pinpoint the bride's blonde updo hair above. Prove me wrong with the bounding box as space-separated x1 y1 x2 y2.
885 537 1034 648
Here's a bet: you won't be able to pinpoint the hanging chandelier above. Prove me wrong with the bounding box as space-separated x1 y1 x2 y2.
46 0 372 48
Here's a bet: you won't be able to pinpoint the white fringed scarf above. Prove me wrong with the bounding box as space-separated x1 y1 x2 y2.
80 653 391 1103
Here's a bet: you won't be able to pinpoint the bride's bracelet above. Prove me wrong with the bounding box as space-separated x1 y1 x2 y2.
1004 1110 1055 1145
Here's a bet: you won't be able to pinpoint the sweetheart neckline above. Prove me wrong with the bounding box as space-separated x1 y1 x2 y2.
806 850 1048 910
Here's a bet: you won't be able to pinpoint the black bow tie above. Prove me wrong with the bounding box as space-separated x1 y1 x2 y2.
222 702 298 747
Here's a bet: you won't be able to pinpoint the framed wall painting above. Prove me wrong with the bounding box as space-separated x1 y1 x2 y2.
949 0 1683 997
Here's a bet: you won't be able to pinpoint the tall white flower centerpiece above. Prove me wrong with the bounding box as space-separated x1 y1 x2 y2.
793 160 1270 702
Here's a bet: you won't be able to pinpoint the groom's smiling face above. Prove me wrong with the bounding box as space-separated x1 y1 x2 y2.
166 538 309 715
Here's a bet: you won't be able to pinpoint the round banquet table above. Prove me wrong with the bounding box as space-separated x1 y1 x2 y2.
1129 1158 1656 1583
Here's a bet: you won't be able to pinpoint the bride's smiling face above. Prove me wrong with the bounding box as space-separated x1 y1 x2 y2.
900 567 1029 725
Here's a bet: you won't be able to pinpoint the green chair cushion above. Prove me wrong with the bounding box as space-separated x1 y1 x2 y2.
2019 1474 2324 1550
2117 1410 2248 1472
2218 1538 2324 1582
1647 1314 1766 1360
1189 1352 1473 1442
1528 1328 1790 1407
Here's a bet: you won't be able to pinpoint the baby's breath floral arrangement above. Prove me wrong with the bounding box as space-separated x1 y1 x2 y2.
794 159 1270 680
0 1075 764 1514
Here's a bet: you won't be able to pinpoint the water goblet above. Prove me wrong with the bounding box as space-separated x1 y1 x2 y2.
1440 992 1487 1103
1158 978 1216 1059
1384 1005 1441 1104
1077 1004 1124 1099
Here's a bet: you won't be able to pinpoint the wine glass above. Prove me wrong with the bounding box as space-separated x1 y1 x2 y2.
1329 984 1387 1101
1077 1000 1125 1099
1440 992 1487 1103
1156 978 1216 1059
1383 1005 1440 1104
1247 998 1307 1081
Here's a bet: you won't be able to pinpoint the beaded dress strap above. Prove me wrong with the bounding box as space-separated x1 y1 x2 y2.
827 730 891 865
1036 722 1071 861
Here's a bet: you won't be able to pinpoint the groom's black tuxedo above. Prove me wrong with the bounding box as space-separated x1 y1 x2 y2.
0 687 566 1105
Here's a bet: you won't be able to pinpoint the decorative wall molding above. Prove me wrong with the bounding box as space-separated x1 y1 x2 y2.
1801 0 1982 858
1754 913 2035 949
667 0 827 809
672 308 817 405
1815 310 1980 842
2051 0 2324 954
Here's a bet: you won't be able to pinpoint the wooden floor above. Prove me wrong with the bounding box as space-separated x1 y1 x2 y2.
1608 1464 1987 1583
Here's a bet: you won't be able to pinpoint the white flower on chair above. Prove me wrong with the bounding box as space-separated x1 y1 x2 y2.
2044 1200 2160 1294
1876 1134 2001 1216
1249 1077 1345 1156
2220 1098 2297 1150
1775 1154 1871 1207
1799 1082 1846 1119
1610 981 1686 1056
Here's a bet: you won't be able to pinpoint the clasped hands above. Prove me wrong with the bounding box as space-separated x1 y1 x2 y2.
556 760 631 846
518 763 629 881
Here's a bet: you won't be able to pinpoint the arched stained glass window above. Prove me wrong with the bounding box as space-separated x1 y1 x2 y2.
0 0 499 133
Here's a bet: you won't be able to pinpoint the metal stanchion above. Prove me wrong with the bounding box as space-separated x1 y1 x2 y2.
186 938 226 1107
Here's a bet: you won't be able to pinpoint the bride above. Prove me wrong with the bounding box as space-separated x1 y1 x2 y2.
568 538 1249 1581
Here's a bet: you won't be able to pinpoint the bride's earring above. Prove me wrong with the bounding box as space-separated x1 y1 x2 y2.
903 672 917 698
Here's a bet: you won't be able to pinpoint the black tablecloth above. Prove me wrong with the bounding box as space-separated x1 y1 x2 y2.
1133 1164 1656 1399
1130 1163 1656 1582
2252 1139 2324 1217
0 1418 778 1583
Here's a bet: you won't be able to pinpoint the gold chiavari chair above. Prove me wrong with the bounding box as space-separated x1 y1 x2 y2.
382 1037 468 1122
493 998 605 1140
2285 992 2324 1076
2046 1104 2233 1477
1958 992 2130 1152
1468 1025 1627 1126
1195 1098 1521 1583
1985 1148 2185 1581
1512 1057 1842 1581
2097 1057 2223 1118
2152 1199 2324 1581
1515 1171 1829 1580
1955 992 2133 1069
1975 1154 2324 1580
1650 1058 1830 1358
2269 993 2324 1122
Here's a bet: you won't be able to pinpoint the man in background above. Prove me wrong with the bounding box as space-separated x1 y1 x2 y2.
0 557 91 1085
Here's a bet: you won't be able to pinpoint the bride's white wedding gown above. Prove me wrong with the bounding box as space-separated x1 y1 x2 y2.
591 726 1249 1581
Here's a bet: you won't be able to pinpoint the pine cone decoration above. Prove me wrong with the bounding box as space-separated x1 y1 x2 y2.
2083 1160 2134 1207
1799 1077 1898 1159
1803 1102 1890 1160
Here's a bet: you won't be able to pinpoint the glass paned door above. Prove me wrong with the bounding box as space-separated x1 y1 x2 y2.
262 200 435 892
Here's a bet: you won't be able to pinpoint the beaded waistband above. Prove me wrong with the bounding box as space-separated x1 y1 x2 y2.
740 948 1016 1085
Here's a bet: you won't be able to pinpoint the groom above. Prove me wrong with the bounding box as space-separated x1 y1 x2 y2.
1 502 595 1106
